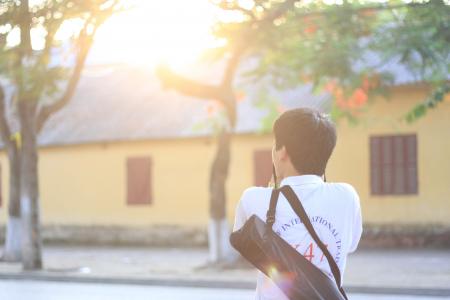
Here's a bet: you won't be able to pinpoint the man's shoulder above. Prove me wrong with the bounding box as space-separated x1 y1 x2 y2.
239 186 272 209
325 182 360 207
326 182 358 194
241 186 273 200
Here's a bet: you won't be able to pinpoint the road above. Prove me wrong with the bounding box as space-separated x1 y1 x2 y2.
0 280 448 300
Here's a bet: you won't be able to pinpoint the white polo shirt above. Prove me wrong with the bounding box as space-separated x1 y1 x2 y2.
233 175 362 300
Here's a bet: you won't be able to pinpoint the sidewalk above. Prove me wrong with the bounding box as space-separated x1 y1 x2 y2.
1 245 449 294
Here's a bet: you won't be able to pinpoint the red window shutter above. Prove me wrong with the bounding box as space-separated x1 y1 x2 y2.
370 134 418 196
370 137 381 195
392 136 405 195
405 135 418 194
381 136 393 194
253 150 273 187
127 157 152 205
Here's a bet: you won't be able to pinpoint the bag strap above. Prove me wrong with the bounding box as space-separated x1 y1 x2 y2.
266 188 279 227
280 185 348 300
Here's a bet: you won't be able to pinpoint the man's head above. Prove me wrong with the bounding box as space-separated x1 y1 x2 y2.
272 108 337 180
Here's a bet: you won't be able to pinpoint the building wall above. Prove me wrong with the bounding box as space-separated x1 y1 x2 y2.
0 134 272 228
0 86 449 229
328 85 450 226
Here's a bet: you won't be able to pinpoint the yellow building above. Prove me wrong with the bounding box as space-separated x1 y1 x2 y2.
0 65 449 246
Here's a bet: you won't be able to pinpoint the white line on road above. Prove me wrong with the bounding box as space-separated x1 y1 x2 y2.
0 280 448 300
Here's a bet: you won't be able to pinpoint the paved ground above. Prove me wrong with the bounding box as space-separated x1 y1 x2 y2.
1 245 449 295
0 280 448 300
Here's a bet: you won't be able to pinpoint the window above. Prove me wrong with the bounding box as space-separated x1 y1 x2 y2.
370 134 418 195
253 149 273 187
126 157 152 205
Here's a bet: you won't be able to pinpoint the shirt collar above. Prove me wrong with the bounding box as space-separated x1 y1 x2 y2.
280 175 324 187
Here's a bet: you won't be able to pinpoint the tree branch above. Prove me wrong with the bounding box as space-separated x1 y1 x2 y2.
259 0 299 24
156 1 300 130
224 1 421 22
220 46 247 128
36 22 94 132
215 0 256 20
36 0 121 133
19 0 32 56
222 45 246 89
156 65 224 102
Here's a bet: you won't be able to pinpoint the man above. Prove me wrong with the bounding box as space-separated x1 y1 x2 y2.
233 108 362 300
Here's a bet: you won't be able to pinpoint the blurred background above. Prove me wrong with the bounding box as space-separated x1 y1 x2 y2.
0 0 449 299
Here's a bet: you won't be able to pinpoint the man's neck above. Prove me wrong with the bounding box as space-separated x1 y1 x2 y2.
278 170 324 183
278 169 301 183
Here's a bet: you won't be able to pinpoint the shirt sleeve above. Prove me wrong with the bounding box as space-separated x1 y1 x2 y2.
349 192 363 253
233 192 248 232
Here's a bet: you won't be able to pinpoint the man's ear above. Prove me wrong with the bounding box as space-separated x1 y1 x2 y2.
279 146 290 161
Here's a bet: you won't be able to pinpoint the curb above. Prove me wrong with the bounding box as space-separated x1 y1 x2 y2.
0 273 449 297
0 273 255 290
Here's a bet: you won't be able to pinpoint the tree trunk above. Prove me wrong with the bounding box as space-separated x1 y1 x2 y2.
1 145 22 262
154 62 240 264
208 130 232 262
18 102 42 270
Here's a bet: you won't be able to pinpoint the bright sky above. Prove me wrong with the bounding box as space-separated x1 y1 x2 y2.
10 0 416 70
2 0 225 69
87 0 223 69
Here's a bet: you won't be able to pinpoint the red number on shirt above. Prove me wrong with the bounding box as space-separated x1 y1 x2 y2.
320 244 329 262
303 243 314 262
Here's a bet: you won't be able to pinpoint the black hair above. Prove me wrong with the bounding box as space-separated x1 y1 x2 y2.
273 108 337 176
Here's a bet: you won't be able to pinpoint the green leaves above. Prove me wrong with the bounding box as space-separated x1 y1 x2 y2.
0 0 121 104
405 82 450 123
252 85 281 133
212 0 450 123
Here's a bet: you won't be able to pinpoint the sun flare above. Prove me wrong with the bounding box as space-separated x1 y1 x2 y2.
88 0 222 69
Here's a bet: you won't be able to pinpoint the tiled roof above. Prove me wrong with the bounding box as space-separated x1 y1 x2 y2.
4 49 440 147
38 63 329 146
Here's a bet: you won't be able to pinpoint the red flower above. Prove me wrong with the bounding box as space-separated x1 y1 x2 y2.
304 24 317 35
352 88 368 106
324 81 337 93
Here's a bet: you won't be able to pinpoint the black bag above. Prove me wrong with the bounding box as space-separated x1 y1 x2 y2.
230 185 348 300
